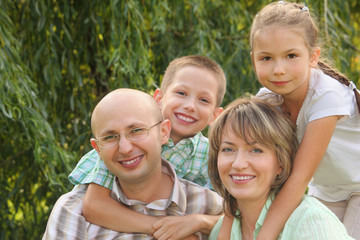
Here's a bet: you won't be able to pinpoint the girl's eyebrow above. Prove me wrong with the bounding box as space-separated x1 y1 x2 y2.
255 48 301 55
285 48 300 53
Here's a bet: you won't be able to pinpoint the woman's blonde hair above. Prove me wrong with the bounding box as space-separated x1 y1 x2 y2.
208 96 298 218
250 1 360 112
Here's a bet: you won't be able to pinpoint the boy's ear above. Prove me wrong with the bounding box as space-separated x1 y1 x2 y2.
90 138 101 154
160 119 171 144
153 88 163 108
310 47 321 68
208 107 223 126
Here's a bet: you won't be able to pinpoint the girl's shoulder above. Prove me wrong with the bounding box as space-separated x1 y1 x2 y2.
309 68 350 94
304 68 359 121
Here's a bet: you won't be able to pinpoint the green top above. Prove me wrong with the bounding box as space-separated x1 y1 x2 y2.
209 195 353 240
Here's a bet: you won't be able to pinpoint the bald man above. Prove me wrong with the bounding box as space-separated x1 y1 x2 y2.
42 89 222 240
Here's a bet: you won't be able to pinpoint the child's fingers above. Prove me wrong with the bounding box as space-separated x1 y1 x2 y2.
151 217 165 232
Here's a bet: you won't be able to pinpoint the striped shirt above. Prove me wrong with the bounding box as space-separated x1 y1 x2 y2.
68 132 212 189
43 160 223 240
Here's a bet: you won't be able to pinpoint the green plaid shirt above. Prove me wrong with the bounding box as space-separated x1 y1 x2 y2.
68 132 212 189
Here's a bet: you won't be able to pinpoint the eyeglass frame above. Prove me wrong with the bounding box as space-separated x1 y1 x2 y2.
93 121 163 149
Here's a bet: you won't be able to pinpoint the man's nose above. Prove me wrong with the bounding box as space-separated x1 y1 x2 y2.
117 136 134 154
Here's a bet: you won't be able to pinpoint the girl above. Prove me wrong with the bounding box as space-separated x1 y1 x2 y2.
249 1 360 239
207 96 352 239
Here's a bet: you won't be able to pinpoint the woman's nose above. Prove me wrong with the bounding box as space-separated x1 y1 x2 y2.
232 152 249 169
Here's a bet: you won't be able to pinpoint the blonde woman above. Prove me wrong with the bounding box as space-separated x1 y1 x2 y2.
208 97 352 239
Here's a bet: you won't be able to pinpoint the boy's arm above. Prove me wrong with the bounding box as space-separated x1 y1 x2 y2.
83 183 158 234
152 214 222 240
256 116 338 240
69 149 113 188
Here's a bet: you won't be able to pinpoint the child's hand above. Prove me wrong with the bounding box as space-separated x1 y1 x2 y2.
152 215 201 240
181 235 199 240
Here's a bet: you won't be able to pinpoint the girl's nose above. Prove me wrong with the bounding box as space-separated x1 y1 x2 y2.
273 60 286 75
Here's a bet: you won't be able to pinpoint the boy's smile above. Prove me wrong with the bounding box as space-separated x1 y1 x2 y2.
158 65 221 144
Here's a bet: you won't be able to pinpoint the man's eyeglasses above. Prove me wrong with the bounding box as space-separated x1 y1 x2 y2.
95 121 162 149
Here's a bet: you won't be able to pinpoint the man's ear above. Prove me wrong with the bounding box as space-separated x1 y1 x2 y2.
310 47 321 68
153 88 163 108
208 107 223 126
160 119 171 145
90 138 101 154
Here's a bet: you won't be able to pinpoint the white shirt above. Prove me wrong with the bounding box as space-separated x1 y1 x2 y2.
257 68 360 201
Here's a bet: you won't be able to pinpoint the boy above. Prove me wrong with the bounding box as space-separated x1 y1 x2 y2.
68 55 227 238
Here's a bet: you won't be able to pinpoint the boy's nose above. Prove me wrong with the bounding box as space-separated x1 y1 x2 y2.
184 98 196 112
117 136 134 154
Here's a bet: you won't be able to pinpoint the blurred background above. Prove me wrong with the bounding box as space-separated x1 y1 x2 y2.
1 0 359 239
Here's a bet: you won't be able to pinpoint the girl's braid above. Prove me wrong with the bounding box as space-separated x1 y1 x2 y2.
318 60 360 112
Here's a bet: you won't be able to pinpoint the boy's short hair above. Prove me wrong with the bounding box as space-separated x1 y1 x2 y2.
160 55 226 107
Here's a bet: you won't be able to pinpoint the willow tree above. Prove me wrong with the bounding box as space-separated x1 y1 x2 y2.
0 0 358 239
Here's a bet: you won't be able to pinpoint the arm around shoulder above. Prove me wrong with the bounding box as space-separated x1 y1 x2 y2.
284 196 353 240
83 183 158 234
256 116 339 240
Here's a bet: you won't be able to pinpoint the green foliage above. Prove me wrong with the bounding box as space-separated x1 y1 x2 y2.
0 0 358 239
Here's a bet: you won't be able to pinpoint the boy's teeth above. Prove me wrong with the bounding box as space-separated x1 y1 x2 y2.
232 175 254 180
122 156 141 165
177 114 195 123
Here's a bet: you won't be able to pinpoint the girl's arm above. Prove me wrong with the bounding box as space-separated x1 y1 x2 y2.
256 116 339 240
83 183 158 234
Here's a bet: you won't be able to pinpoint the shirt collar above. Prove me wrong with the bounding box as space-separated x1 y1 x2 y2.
164 132 204 148
111 159 187 213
